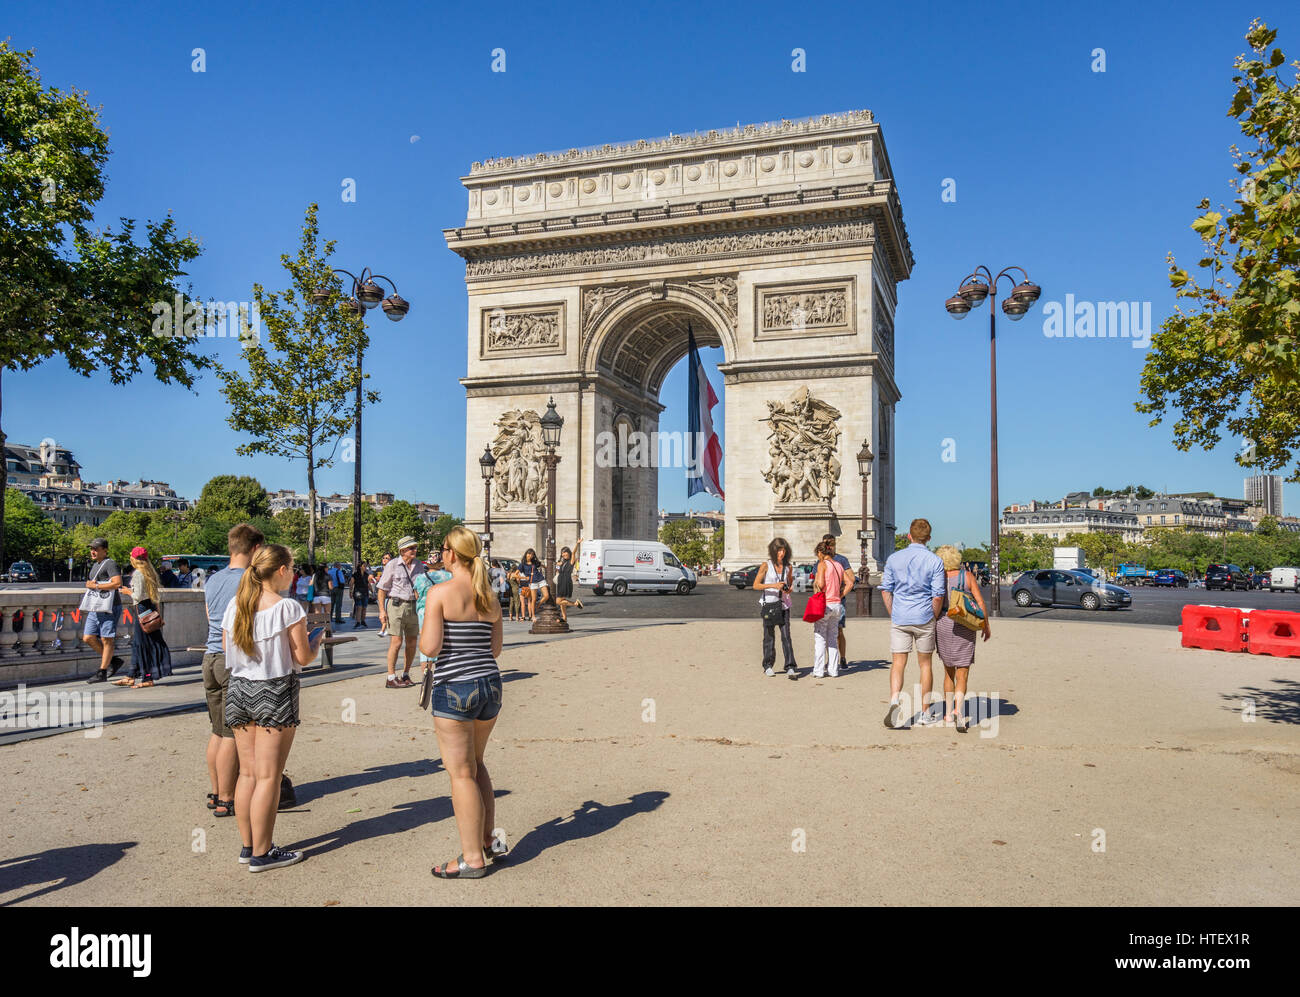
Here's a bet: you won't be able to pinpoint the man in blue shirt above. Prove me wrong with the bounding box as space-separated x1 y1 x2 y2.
202 524 263 817
879 518 946 729
328 562 347 623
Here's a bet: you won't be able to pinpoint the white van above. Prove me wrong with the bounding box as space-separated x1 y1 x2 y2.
577 539 698 595
1269 566 1299 593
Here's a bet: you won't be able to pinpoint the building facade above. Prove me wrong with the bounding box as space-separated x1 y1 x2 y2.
1244 473 1284 517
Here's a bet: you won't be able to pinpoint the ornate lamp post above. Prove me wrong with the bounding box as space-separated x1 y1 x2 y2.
855 440 874 617
479 445 497 561
945 265 1041 617
530 398 569 635
312 268 410 576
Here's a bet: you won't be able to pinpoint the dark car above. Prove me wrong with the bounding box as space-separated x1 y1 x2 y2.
1152 569 1188 588
6 561 37 583
1204 563 1247 591
729 565 761 589
1250 572 1270 590
1012 569 1131 611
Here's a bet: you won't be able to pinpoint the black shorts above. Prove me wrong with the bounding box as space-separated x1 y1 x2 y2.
225 674 301 730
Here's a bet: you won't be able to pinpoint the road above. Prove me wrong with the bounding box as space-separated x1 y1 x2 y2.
7 578 1300 628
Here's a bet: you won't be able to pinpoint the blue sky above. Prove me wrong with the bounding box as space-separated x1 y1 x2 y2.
6 0 1298 546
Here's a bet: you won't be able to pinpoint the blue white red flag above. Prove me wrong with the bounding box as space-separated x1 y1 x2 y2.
686 325 724 500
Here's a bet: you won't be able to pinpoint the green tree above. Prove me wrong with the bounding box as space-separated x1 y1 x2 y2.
0 42 208 571
660 518 709 567
1138 21 1300 481
709 524 725 566
216 204 375 563
274 508 310 558
894 532 909 551
425 513 463 559
2 488 64 573
375 501 427 559
192 475 270 524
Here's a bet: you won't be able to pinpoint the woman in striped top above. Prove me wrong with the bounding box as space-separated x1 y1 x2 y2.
420 525 505 879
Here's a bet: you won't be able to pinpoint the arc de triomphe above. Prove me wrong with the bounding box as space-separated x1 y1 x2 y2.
445 110 913 573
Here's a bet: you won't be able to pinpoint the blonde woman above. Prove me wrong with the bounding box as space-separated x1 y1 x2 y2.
420 525 506 879
117 546 172 688
222 543 321 872
934 545 990 733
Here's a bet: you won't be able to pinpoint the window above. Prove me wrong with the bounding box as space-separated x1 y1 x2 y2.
1160 516 1166 524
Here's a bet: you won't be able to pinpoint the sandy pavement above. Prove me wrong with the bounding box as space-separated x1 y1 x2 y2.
2 617 1297 906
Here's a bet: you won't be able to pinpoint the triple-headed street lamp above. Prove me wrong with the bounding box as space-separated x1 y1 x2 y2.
944 265 1041 616
530 398 568 635
312 268 410 575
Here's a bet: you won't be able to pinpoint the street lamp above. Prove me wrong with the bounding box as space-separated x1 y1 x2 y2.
855 439 875 617
531 398 568 635
945 264 1041 616
479 445 497 561
312 267 411 576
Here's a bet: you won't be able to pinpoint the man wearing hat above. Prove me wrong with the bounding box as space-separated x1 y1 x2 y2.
377 536 421 688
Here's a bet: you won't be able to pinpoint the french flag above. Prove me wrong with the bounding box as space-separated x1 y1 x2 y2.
687 325 725 500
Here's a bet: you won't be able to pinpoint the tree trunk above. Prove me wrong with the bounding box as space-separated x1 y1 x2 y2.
307 447 317 565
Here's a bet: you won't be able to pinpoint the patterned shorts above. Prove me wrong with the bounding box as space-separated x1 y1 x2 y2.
225 674 301 730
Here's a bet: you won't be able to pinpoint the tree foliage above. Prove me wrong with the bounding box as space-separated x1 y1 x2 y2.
192 475 270 524
659 518 709 567
1138 21 1300 480
216 203 376 562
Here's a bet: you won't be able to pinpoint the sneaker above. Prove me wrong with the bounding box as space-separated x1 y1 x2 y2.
883 702 901 728
915 710 940 727
248 845 303 873
85 670 107 684
397 674 414 688
764 667 775 677
785 666 798 680
386 676 402 689
378 628 388 637
238 846 253 864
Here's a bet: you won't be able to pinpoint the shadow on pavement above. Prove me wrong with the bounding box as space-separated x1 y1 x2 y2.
500 669 536 684
291 759 445 807
291 791 509 858
506 791 670 866
1221 679 1300 725
0 841 136 906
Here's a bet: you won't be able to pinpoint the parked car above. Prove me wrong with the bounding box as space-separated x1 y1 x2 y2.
729 565 761 589
1204 563 1248 591
1151 569 1189 588
5 561 37 583
577 539 697 595
1012 569 1132 611
1250 572 1270 590
1269 567 1299 593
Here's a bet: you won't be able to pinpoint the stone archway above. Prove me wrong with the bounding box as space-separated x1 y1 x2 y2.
448 110 913 572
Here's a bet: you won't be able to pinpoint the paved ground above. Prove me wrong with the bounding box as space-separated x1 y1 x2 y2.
1 615 1296 906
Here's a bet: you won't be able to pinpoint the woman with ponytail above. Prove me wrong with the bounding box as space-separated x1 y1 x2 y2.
221 543 321 873
419 525 505 879
119 547 172 688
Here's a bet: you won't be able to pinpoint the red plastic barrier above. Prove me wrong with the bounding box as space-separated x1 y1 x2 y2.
1179 604 1246 652
1245 609 1300 658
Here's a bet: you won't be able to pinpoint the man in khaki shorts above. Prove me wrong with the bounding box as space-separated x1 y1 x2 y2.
879 518 947 729
377 536 421 688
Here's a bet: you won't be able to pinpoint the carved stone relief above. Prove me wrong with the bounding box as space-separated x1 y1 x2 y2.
761 387 843 504
481 304 565 356
760 285 850 333
490 409 547 510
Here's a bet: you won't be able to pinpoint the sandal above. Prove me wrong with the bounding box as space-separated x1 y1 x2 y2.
133 680 154 688
206 793 219 810
214 799 235 817
431 854 488 879
112 677 134 687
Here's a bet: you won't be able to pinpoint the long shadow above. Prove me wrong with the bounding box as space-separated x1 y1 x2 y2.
290 759 444 807
506 791 669 865
0 841 136 906
291 791 509 858
964 695 1018 719
838 658 890 677
1220 679 1300 725
499 669 536 684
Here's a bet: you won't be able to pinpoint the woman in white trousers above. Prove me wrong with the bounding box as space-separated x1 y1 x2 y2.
812 542 848 677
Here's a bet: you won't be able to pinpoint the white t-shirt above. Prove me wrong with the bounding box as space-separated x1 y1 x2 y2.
221 597 306 681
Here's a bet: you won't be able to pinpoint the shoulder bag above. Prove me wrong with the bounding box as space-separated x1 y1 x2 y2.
947 568 986 633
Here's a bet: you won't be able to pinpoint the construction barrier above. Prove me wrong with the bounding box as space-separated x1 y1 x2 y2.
1179 604 1246 652
1245 609 1300 659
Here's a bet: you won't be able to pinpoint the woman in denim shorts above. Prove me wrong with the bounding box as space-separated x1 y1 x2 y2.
420 526 505 879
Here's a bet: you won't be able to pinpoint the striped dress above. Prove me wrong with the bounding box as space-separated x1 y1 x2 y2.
433 620 499 685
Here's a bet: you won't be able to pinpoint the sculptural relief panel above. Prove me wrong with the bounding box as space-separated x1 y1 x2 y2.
489 409 548 510
761 387 843 504
754 278 855 341
480 303 567 358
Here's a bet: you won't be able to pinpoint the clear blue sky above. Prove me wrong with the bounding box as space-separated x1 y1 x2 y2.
7 0 1298 546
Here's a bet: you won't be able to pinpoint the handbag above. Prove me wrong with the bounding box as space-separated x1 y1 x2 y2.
759 562 788 624
138 608 164 633
803 591 826 622
417 668 433 710
946 568 986 633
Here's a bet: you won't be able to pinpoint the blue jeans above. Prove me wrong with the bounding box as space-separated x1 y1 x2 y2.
431 676 503 722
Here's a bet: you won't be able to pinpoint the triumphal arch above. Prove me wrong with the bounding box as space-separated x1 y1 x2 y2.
445 110 913 572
